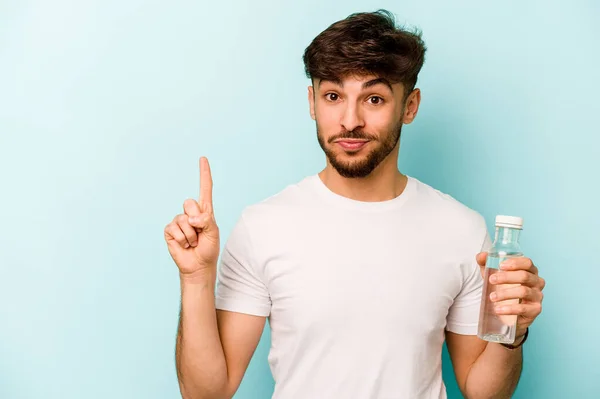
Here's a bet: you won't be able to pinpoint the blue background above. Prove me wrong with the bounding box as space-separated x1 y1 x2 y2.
1 1 598 398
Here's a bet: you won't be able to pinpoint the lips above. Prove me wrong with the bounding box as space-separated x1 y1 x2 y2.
335 140 370 151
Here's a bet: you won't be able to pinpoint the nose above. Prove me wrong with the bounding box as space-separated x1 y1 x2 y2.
340 102 365 132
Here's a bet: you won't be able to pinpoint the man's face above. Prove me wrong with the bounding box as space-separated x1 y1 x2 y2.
308 75 418 178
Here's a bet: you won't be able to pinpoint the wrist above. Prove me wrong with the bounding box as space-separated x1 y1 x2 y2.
180 269 217 305
501 328 529 350
179 267 217 286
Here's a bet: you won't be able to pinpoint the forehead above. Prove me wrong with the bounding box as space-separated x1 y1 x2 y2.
316 74 400 94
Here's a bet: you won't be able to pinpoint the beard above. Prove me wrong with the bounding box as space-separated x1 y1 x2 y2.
317 120 403 178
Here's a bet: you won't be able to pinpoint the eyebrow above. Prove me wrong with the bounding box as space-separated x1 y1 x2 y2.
318 78 343 88
318 77 393 92
362 77 393 92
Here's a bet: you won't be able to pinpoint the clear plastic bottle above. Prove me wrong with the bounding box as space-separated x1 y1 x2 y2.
477 215 524 344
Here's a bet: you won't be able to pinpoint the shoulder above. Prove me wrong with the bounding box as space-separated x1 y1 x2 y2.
236 174 320 228
409 177 488 237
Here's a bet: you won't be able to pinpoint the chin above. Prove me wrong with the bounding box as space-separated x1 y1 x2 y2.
329 157 380 178
333 166 375 179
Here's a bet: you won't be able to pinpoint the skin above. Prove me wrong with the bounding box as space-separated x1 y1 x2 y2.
164 75 546 399
308 75 418 202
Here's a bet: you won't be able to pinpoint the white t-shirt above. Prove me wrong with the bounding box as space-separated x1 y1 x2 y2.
215 174 492 399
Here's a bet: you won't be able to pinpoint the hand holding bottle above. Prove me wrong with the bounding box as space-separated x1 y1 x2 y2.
476 216 545 344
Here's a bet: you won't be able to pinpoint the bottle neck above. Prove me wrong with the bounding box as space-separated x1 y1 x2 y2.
494 226 521 245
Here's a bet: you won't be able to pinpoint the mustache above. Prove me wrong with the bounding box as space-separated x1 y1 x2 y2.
327 129 378 144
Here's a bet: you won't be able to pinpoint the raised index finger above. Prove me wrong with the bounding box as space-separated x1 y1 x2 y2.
199 157 213 209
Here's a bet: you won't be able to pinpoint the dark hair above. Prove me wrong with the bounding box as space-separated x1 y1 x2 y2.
302 9 427 95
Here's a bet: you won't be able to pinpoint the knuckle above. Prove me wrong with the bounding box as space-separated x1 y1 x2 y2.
518 271 529 283
520 306 528 315
167 227 183 241
175 233 187 244
539 291 544 302
164 226 175 240
528 273 539 285
167 222 178 232
170 227 182 239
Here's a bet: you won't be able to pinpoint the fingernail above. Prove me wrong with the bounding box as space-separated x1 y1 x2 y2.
490 274 498 283
490 292 497 301
189 216 200 224
184 243 190 249
191 241 198 247
495 306 505 313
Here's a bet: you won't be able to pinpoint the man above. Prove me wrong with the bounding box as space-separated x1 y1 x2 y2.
164 9 545 399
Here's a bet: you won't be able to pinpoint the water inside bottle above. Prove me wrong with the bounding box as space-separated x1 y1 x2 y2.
478 254 521 344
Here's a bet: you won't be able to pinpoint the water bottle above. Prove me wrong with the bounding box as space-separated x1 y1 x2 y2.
477 215 524 344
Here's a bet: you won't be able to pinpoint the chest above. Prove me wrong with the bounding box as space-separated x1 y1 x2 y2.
259 214 464 339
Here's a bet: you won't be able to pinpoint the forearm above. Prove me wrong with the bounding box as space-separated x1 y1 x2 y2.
464 341 523 399
176 270 228 399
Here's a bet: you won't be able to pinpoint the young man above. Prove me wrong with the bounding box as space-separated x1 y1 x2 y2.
164 10 546 399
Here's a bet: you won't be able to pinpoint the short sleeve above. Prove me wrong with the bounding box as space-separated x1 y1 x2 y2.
446 227 493 335
214 214 271 317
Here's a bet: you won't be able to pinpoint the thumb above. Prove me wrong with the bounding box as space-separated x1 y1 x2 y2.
476 252 488 266
476 252 487 279
189 213 217 234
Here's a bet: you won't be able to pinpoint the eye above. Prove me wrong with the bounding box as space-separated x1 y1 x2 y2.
368 96 384 105
325 93 339 101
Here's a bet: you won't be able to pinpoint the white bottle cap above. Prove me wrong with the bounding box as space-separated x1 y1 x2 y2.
495 215 524 229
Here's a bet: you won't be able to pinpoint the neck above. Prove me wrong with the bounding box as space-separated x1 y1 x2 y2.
318 149 406 202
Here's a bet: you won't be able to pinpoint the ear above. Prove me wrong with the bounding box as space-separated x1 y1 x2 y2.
308 85 316 120
402 88 421 124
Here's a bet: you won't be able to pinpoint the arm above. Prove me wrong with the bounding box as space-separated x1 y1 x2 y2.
165 157 270 399
447 253 545 399
446 332 524 399
176 270 266 399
